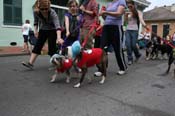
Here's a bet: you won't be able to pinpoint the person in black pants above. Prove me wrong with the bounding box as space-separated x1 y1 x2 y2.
94 0 127 76
22 0 64 69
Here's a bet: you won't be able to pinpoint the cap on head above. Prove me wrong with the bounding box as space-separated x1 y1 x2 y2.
67 40 81 59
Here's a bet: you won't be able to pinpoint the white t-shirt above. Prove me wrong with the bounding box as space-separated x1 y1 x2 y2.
144 32 151 40
22 23 32 35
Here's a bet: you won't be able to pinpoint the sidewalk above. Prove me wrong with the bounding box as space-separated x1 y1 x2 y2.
0 46 48 57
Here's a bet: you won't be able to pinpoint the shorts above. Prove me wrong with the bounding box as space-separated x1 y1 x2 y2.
23 35 29 42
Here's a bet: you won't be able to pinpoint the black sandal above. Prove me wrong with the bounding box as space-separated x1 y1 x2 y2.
22 62 33 69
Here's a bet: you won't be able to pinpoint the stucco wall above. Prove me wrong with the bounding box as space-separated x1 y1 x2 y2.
145 20 175 37
0 0 110 46
0 0 35 46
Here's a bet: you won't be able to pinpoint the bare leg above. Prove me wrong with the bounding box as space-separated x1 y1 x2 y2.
29 53 38 65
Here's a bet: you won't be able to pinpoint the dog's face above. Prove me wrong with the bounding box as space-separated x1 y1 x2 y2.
51 57 63 68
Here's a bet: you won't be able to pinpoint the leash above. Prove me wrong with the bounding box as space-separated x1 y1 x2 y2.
57 18 85 54
147 28 175 49
81 21 97 48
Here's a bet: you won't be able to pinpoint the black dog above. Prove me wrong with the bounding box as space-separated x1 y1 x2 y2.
161 47 175 77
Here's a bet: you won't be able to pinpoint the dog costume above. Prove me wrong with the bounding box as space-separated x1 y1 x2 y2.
77 48 103 68
67 41 103 68
56 59 73 73
50 54 73 73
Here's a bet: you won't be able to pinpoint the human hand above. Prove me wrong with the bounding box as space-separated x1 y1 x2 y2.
99 6 106 16
80 5 85 12
34 31 39 38
57 38 64 45
99 10 106 16
66 31 70 37
144 25 150 31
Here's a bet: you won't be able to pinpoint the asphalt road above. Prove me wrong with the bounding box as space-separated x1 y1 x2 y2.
0 53 175 116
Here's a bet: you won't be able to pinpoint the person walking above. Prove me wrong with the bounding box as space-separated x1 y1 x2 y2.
21 19 32 53
79 0 98 49
61 0 83 54
22 0 63 69
124 0 147 65
95 0 127 76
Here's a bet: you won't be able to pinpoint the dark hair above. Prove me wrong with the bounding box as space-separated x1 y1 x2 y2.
127 0 138 19
25 19 30 24
127 0 135 5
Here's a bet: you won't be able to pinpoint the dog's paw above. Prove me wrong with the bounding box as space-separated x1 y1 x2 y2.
50 75 57 83
74 83 81 88
50 78 56 83
99 76 105 84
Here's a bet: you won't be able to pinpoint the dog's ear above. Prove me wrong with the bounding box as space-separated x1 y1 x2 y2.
54 58 62 68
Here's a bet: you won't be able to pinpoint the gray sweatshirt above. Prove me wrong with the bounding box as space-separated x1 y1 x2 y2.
34 8 61 30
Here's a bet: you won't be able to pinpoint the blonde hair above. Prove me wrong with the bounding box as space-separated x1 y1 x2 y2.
67 0 79 7
33 0 39 12
38 0 50 8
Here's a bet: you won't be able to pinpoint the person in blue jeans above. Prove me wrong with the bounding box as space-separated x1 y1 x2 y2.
125 0 147 65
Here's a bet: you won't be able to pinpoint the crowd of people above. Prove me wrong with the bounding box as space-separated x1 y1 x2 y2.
21 0 173 78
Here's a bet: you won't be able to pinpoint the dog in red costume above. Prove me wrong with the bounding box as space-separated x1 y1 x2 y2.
67 41 108 88
50 54 73 83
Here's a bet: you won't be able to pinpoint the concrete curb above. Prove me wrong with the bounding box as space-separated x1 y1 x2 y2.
0 53 29 57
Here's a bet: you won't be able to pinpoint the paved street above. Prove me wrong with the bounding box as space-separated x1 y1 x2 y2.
0 53 175 116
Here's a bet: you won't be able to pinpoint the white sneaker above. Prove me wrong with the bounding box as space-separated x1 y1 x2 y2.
146 57 150 60
128 61 132 65
117 70 125 75
66 77 70 83
94 71 102 77
74 83 81 88
99 76 105 84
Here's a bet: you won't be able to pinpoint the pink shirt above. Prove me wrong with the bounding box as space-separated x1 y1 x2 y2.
83 0 98 29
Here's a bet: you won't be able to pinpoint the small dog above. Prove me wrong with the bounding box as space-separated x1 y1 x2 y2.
50 54 73 83
68 47 108 88
50 41 108 88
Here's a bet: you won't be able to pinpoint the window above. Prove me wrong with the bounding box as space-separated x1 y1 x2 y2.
3 0 22 26
50 0 69 27
152 25 157 34
51 0 69 6
163 24 170 38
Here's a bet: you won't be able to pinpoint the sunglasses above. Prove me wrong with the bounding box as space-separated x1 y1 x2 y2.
128 5 133 8
40 8 48 11
69 5 76 8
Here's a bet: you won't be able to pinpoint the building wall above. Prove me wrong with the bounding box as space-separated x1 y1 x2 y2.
0 0 147 46
0 0 35 46
0 0 110 47
145 20 175 37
